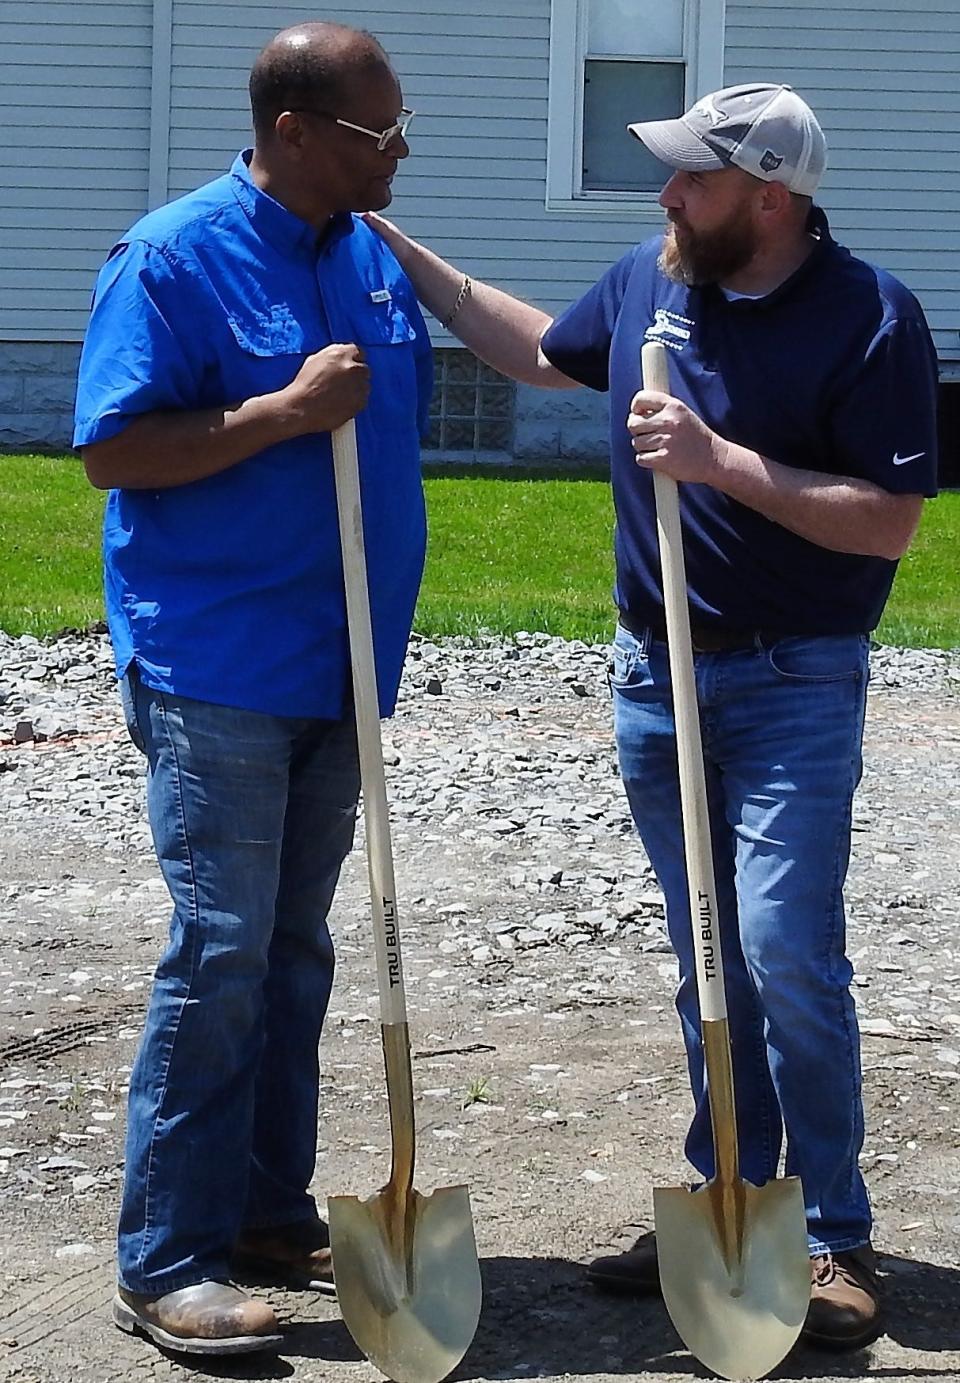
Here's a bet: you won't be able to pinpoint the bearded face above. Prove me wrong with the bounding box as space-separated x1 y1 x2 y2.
659 200 760 287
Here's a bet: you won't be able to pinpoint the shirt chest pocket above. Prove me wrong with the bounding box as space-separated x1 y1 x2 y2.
348 297 419 416
350 296 418 349
225 311 317 396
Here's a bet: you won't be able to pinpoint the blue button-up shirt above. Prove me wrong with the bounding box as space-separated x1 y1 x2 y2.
74 151 433 717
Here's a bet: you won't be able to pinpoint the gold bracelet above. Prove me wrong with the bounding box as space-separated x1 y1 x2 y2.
440 275 472 330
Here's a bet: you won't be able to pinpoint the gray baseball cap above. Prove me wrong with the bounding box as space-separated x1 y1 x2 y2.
628 83 827 196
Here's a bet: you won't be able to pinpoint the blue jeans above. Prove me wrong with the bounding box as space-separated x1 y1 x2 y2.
611 623 872 1255
117 665 360 1294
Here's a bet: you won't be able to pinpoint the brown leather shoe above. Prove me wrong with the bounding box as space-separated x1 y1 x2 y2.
803 1244 883 1350
586 1229 661 1296
113 1281 281 1355
233 1218 335 1295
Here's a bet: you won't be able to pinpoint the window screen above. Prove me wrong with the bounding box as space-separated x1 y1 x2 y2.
582 58 684 193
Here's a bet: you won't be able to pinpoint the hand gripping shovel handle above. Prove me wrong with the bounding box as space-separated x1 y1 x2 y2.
641 342 739 1186
332 419 416 1195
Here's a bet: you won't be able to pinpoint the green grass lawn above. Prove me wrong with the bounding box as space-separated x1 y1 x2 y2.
416 465 617 642
1 453 957 648
0 454 105 636
870 493 960 650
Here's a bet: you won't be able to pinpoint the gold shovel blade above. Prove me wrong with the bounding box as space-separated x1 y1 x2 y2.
654 1176 810 1381
329 1184 481 1383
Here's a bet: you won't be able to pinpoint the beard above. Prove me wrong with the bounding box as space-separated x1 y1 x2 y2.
659 207 758 286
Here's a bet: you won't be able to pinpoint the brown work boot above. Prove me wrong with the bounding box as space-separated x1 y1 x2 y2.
586 1229 661 1296
232 1218 335 1294
803 1244 883 1350
113 1280 281 1355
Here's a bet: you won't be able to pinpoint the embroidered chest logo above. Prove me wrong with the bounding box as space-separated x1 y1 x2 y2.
644 307 694 352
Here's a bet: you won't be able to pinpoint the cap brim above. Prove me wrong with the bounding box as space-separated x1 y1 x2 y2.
627 117 727 172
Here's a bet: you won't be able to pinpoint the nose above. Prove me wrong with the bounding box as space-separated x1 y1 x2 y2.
659 171 684 209
382 131 409 161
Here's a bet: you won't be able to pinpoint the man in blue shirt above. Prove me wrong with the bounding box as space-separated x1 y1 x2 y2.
368 83 938 1350
74 21 431 1356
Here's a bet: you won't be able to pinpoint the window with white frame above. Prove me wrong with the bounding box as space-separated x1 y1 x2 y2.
547 0 725 213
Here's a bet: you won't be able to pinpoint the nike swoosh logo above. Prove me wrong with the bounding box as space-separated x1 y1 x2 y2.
893 451 925 465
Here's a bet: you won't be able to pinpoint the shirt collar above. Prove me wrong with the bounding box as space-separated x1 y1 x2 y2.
229 150 354 257
706 205 835 311
766 204 834 303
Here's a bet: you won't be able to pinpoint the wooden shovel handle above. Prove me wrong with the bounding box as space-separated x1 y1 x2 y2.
641 342 728 1025
642 343 741 1184
332 419 408 1026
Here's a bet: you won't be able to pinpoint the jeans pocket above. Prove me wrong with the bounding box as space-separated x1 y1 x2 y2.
765 634 867 684
119 665 147 755
609 625 656 696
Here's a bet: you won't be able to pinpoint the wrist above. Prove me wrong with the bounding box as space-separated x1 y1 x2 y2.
243 389 303 441
710 436 767 500
440 274 472 331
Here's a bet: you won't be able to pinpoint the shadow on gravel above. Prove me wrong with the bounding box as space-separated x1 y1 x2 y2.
454 1254 695 1379
880 1252 960 1353
144 1250 960 1382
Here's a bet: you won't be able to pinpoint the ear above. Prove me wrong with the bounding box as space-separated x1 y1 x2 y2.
757 179 792 218
274 110 308 152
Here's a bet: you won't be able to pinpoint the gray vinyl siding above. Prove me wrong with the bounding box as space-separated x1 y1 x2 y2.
341 4 648 322
0 2 154 341
725 0 960 361
0 0 957 368
167 0 960 363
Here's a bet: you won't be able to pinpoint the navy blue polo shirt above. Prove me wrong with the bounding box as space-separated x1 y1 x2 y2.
74 151 433 717
540 212 939 635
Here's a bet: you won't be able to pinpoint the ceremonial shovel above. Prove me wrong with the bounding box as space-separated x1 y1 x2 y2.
328 419 482 1383
641 343 810 1380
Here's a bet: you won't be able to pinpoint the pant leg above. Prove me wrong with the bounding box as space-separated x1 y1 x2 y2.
244 713 360 1228
610 624 783 1189
713 633 872 1253
117 671 301 1293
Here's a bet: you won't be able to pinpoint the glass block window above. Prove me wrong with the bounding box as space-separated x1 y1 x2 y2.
425 349 515 453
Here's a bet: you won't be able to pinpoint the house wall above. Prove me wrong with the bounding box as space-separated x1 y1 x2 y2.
0 0 956 458
726 0 960 359
0 0 154 446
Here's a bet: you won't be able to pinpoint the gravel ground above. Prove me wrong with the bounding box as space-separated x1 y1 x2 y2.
0 629 959 1383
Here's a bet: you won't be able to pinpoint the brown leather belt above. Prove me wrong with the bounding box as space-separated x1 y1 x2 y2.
618 610 783 654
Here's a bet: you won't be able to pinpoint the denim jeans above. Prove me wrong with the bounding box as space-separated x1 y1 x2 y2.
117 665 360 1294
611 623 872 1255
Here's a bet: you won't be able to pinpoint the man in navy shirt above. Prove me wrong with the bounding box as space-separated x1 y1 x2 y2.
74 22 431 1355
368 83 938 1349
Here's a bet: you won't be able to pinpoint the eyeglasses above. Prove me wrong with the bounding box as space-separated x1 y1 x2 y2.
290 106 414 151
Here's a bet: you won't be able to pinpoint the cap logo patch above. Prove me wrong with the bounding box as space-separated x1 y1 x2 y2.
694 96 725 125
759 149 784 173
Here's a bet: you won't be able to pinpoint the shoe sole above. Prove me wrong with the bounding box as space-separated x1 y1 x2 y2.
112 1294 282 1356
801 1320 884 1353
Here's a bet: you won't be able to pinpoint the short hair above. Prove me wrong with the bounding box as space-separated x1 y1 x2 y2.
249 25 388 139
